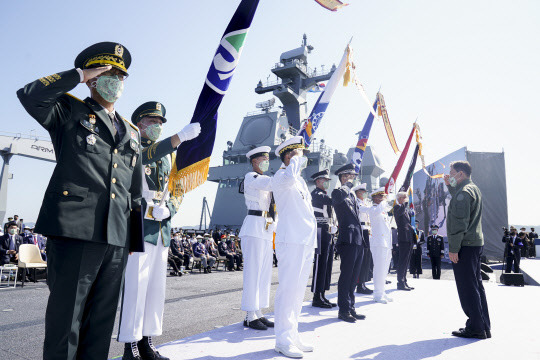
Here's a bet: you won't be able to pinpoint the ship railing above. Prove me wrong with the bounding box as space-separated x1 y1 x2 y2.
309 140 334 158
273 60 333 79
245 108 278 117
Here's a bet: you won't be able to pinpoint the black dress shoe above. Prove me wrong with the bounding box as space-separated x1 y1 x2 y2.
356 284 373 294
228 268 235 271
203 268 208 273
386 280 392 284
452 328 487 339
137 336 170 360
243 319 268 330
460 328 491 338
350 310 366 320
207 267 212 273
322 295 337 307
405 283 415 290
397 283 411 291
122 342 142 360
312 297 332 308
338 312 356 323
259 317 274 327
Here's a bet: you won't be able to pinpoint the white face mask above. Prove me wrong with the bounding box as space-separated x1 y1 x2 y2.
93 75 124 103
448 176 457 187
299 156 308 170
258 160 269 173
432 230 438 235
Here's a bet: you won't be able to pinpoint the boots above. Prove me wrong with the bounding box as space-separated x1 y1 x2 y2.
137 336 170 360
312 292 332 308
122 342 142 360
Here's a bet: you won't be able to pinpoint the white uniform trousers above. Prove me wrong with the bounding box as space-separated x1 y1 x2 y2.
274 243 314 347
118 233 168 343
371 246 392 300
241 236 273 311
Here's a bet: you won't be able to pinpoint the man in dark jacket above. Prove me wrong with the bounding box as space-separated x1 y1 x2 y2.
409 220 425 278
331 164 366 323
394 192 416 290
426 225 445 279
0 222 25 265
16 42 144 359
445 160 490 340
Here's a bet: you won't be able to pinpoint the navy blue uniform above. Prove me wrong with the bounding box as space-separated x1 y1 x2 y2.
332 183 364 315
311 187 335 294
426 234 444 279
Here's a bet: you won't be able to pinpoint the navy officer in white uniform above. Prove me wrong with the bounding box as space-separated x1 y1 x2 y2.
272 136 317 359
239 146 276 331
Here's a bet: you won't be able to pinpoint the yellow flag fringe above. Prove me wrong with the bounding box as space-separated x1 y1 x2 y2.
168 157 211 199
415 125 444 179
377 93 400 154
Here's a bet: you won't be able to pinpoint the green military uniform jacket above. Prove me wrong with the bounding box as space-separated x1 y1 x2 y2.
447 178 484 253
141 136 180 247
17 68 143 249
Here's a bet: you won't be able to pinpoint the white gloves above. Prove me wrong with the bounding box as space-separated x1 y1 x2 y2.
330 225 338 234
177 122 201 143
152 205 170 221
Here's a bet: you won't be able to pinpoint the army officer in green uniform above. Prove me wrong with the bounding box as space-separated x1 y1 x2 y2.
17 42 144 360
118 102 200 360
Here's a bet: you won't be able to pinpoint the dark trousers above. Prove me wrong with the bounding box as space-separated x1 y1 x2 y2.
232 254 242 268
358 230 372 284
409 249 423 275
168 255 183 272
397 241 413 284
452 246 491 333
311 235 334 293
336 243 364 314
391 244 399 270
44 237 128 360
430 256 442 279
505 253 520 273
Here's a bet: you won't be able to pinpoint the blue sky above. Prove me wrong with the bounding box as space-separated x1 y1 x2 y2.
1 0 539 227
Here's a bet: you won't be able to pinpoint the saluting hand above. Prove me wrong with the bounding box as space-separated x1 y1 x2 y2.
82 65 112 83
443 174 451 186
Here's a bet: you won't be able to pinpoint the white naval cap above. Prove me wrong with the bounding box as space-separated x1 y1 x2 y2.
371 187 386 197
275 135 309 157
246 146 271 160
351 183 367 192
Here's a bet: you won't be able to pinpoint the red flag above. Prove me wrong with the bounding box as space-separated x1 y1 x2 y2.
385 124 417 194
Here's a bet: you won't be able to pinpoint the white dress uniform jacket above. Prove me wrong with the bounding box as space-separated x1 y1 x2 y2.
272 156 317 247
362 201 392 248
238 172 276 241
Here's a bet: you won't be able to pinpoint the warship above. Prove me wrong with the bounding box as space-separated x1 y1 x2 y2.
207 35 385 230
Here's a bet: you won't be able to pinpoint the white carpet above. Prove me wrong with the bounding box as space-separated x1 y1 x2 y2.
156 277 540 360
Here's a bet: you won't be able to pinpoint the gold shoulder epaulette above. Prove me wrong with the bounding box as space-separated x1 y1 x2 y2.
65 93 84 103
122 117 139 132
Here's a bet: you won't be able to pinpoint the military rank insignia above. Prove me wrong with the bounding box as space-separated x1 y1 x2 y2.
145 166 152 175
86 134 96 145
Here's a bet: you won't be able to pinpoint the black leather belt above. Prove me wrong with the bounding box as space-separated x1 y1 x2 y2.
248 210 266 217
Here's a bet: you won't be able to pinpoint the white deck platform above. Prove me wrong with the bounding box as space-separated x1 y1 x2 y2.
156 276 540 360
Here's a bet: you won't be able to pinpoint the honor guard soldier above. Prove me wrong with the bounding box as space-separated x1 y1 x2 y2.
352 183 374 295
17 42 145 360
528 228 537 258
426 225 445 279
118 101 201 360
238 146 276 331
310 169 338 309
332 163 366 323
410 220 425 279
272 136 317 358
